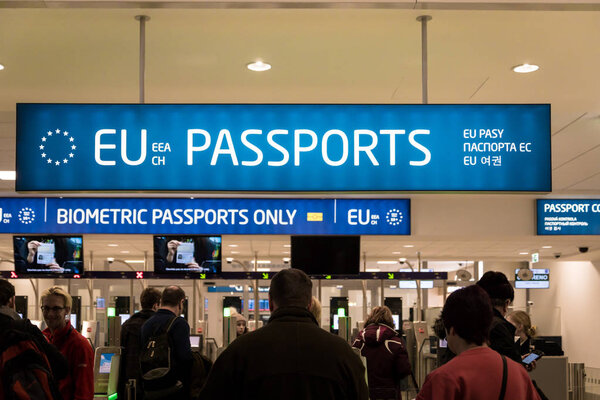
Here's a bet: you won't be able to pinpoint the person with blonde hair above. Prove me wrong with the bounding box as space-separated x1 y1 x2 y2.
352 306 411 400
41 286 94 400
507 310 537 355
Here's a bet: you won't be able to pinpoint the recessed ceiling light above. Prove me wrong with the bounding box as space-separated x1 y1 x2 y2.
519 252 529 255
124 260 145 263
512 63 539 73
377 261 398 265
403 245 414 248
226 257 234 262
282 251 290 254
392 251 402 255
251 260 271 264
256 267 271 272
283 244 291 248
0 64 4 71
0 171 16 180
228 244 238 247
120 250 130 254
366 268 381 272
230 251 240 254
282 257 290 262
247 61 271 72
542 246 552 249
107 244 119 247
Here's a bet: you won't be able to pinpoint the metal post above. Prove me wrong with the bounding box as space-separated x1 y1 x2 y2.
380 279 384 307
361 280 368 322
135 15 150 104
416 15 432 105
254 251 259 328
416 253 422 321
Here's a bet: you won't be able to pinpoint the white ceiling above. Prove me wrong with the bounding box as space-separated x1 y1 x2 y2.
0 2 599 266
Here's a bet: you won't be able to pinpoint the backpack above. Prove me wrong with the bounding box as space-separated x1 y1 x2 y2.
140 317 183 398
0 328 63 400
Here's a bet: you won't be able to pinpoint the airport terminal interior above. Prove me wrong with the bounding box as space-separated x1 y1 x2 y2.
0 1 600 399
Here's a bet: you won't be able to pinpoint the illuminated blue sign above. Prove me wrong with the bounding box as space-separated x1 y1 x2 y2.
16 104 551 192
537 199 600 235
0 198 410 235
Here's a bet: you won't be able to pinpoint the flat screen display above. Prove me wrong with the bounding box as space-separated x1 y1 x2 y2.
398 269 434 289
515 268 550 289
98 353 114 374
291 236 360 275
154 235 221 274
190 335 200 348
13 236 83 274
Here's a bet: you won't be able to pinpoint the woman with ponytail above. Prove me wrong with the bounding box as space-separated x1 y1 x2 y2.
507 310 537 355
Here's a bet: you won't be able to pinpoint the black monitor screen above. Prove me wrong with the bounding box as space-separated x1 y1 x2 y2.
13 236 84 274
291 236 360 275
154 235 221 274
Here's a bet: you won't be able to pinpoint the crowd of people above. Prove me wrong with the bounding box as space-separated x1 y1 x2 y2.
0 268 549 400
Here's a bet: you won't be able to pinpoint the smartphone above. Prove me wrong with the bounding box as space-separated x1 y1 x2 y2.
523 350 543 365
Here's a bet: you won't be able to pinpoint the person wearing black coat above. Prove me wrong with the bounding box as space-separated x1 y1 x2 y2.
199 269 368 400
0 279 68 382
117 287 162 400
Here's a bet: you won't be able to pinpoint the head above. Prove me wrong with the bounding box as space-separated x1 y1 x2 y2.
268 268 312 311
476 271 514 316
364 306 394 329
233 313 247 336
140 287 162 311
507 310 536 338
310 296 321 323
441 285 493 353
41 286 72 332
160 286 186 315
0 279 16 308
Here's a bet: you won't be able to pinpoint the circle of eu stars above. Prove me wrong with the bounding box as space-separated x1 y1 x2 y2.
18 207 36 224
39 128 77 166
386 209 403 226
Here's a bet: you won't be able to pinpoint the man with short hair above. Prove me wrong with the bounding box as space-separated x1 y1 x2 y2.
0 279 68 383
118 287 162 400
41 286 94 400
141 285 192 399
416 285 540 400
476 271 522 362
199 268 368 400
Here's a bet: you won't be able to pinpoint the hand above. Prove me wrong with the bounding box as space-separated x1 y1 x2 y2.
47 261 62 271
522 354 537 371
186 262 201 271
26 240 41 264
166 240 180 263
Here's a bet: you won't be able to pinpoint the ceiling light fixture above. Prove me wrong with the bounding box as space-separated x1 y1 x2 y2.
247 61 271 72
519 252 529 255
251 260 272 264
107 244 119 247
124 260 146 263
512 63 539 73
228 244 239 247
0 171 16 180
120 250 130 254
403 245 414 248
283 244 291 248
366 268 381 272
0 64 4 71
377 261 398 265
542 246 552 249
230 251 240 254
392 251 402 255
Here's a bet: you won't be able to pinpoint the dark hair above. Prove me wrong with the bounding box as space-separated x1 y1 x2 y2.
433 316 446 340
269 268 312 308
0 279 15 306
140 287 162 309
364 306 394 328
441 285 493 346
476 271 514 306
161 286 185 307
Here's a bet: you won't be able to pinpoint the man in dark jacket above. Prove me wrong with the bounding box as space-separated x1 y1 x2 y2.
118 287 162 400
199 268 368 400
476 271 522 363
141 286 193 399
0 279 68 387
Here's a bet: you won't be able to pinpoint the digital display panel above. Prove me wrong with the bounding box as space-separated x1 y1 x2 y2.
98 353 114 374
291 236 360 275
13 236 83 274
398 269 434 289
154 235 221 274
515 268 550 289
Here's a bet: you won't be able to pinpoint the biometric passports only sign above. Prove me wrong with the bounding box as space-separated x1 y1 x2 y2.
16 104 551 192
0 198 410 235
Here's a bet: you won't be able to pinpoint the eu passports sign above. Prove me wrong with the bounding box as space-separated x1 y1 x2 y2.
16 104 551 192
0 198 410 235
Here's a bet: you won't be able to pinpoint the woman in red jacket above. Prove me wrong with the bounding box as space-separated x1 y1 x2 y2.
352 306 412 400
